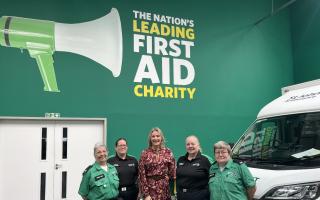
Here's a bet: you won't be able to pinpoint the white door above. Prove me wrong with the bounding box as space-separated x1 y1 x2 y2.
0 118 105 200
53 120 105 200
0 120 56 200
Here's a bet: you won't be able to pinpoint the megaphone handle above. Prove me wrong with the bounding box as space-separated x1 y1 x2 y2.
29 50 60 92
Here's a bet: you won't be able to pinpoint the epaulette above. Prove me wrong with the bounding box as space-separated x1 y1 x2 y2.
233 160 245 165
82 165 93 176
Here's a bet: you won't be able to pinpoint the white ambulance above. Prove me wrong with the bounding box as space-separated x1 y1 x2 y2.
232 80 320 200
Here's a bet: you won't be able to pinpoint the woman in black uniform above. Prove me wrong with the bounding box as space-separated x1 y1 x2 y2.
176 135 211 200
108 138 139 200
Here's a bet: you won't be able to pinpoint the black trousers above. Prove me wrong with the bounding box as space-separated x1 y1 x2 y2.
177 188 210 200
117 186 138 200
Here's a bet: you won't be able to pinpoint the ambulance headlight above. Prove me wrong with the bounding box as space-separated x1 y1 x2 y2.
265 182 320 199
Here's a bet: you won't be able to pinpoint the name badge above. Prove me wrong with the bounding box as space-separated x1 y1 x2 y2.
95 174 105 181
209 173 216 178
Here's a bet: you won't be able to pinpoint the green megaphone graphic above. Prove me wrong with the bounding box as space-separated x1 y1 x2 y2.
0 8 122 92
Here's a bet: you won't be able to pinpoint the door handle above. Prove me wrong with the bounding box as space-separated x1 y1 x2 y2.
55 164 62 169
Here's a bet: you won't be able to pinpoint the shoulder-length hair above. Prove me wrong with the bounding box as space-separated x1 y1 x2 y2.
148 127 166 148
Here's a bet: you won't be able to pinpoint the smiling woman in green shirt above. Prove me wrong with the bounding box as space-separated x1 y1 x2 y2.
78 143 119 200
209 141 256 200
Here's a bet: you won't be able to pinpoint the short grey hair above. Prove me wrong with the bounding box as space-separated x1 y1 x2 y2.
94 143 107 155
186 135 202 152
213 141 231 155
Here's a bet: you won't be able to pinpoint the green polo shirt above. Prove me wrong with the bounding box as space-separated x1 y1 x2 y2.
209 159 255 200
78 162 119 200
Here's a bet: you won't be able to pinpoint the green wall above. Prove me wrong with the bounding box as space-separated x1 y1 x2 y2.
0 0 293 158
290 0 320 83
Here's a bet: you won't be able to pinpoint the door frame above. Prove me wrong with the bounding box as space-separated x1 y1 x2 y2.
0 116 107 142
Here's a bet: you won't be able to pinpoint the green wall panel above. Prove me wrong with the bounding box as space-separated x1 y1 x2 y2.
290 0 320 83
0 0 293 157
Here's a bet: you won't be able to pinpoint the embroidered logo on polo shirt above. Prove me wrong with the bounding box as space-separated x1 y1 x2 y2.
179 162 184 166
192 163 200 167
227 171 239 179
128 163 135 167
113 164 119 167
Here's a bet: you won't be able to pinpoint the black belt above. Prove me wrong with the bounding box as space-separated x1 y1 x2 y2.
179 187 208 193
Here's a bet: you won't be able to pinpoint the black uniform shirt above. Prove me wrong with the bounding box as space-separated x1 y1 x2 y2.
176 152 211 190
108 154 138 187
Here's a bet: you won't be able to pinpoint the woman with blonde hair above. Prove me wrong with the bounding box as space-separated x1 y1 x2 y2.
176 135 211 200
138 127 176 200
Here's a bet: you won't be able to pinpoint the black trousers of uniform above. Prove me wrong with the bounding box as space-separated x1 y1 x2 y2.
90 198 117 200
117 186 138 200
177 188 210 200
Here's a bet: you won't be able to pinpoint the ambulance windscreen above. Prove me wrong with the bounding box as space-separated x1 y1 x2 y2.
232 112 320 166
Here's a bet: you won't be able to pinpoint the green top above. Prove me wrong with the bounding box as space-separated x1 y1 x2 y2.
209 159 255 200
78 162 119 200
